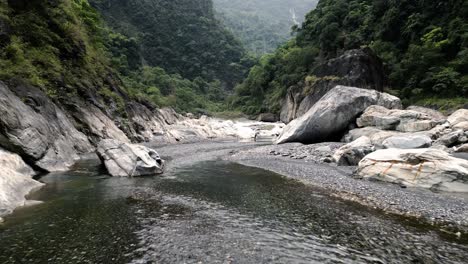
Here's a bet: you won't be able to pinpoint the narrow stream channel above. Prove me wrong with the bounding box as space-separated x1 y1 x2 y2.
1 157 467 263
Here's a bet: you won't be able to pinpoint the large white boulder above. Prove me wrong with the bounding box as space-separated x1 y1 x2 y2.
276 86 401 144
357 148 468 192
0 148 44 216
333 136 375 166
97 139 165 177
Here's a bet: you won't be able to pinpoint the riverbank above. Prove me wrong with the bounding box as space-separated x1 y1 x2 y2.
225 142 468 237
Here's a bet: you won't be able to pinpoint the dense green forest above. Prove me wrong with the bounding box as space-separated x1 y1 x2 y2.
231 0 468 114
0 0 253 113
214 0 318 55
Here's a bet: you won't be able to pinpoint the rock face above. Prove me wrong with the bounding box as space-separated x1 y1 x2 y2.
0 81 94 171
280 48 386 123
357 148 468 192
276 86 401 144
382 135 432 149
97 139 165 177
333 136 375 166
0 148 44 216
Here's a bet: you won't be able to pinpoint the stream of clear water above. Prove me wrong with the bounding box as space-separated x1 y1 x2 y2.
1 157 467 263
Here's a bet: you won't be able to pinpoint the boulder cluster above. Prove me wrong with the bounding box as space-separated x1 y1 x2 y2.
277 85 468 192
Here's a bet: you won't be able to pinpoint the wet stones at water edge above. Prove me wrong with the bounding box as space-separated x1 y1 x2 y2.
96 139 165 177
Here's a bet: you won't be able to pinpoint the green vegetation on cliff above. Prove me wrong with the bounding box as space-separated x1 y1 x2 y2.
231 0 468 114
0 0 254 113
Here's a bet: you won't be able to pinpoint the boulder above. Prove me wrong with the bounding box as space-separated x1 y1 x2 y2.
434 130 465 147
356 105 439 132
447 109 468 126
257 113 279 123
406 106 446 122
333 136 375 166
0 81 93 171
277 86 401 144
454 121 468 131
280 48 386 123
0 148 44 217
382 135 432 149
97 139 165 177
357 148 468 192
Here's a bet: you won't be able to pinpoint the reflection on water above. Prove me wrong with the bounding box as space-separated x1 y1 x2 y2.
0 159 467 263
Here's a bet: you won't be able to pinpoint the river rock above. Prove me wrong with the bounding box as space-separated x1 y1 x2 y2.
455 144 468 153
0 81 93 171
356 105 438 132
434 130 466 147
447 109 468 126
333 136 375 166
357 148 468 192
0 148 44 217
97 139 165 177
406 106 446 122
383 135 432 149
276 86 401 144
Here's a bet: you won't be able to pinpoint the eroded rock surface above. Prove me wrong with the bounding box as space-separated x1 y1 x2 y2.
0 148 44 216
0 81 93 171
358 148 468 192
97 139 165 177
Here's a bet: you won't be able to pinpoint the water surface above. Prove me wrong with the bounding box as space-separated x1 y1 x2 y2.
1 158 467 263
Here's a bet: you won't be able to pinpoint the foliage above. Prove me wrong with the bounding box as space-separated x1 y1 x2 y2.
213 0 318 55
231 0 468 113
90 0 254 89
0 0 252 114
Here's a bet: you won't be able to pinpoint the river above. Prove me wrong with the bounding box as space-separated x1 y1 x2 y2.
0 143 467 263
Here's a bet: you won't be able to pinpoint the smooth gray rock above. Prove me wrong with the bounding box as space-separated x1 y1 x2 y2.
383 135 432 149
0 81 93 171
333 136 375 166
0 148 44 217
358 148 468 192
434 130 465 147
97 139 165 177
277 86 402 144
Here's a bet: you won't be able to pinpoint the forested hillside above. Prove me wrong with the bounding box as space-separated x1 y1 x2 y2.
0 0 255 113
213 0 318 55
231 0 468 114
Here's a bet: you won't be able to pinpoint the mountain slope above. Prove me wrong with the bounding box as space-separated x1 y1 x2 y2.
231 0 468 114
213 0 318 55
90 0 253 89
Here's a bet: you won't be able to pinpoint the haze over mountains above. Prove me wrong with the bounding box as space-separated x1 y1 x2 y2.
214 0 319 54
